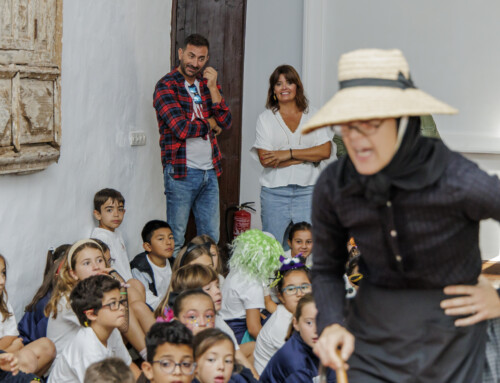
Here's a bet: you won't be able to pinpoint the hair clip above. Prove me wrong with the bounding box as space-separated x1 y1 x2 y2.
269 255 308 288
120 291 128 295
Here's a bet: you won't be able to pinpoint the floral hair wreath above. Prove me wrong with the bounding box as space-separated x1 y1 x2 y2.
269 255 308 288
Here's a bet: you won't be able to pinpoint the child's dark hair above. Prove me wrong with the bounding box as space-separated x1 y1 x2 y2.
172 289 214 318
193 328 235 360
288 221 312 241
146 321 193 363
93 188 125 211
25 244 70 313
0 254 12 322
84 357 135 383
141 220 172 243
70 275 121 326
183 33 209 50
276 266 310 294
286 293 315 340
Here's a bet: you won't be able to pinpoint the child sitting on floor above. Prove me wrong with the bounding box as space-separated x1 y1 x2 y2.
172 241 215 272
219 230 282 343
84 357 135 383
48 275 140 382
90 188 147 300
0 254 55 378
186 235 225 286
17 244 70 345
254 257 311 374
172 290 216 336
260 294 336 383
131 220 174 310
141 321 196 383
157 264 256 376
193 328 257 383
45 239 153 360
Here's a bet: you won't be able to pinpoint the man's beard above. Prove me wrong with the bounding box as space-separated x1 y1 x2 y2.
180 60 201 77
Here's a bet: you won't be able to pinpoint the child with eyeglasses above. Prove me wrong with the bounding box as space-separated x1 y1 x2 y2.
253 257 312 375
48 275 140 382
141 321 196 383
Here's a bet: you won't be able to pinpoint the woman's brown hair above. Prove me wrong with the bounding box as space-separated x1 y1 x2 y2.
0 254 12 322
154 264 218 318
44 240 104 319
266 65 309 113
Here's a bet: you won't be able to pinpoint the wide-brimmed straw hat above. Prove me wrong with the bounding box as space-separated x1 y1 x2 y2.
302 49 458 134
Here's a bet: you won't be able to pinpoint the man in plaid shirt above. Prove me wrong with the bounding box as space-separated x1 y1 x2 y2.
153 33 232 256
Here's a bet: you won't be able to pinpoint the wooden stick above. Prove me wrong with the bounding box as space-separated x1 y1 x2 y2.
336 349 348 383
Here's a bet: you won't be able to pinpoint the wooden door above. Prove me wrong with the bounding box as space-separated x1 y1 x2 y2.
170 0 246 251
0 0 62 174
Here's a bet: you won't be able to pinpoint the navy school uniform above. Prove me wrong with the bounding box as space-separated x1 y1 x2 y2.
260 331 336 383
17 291 51 345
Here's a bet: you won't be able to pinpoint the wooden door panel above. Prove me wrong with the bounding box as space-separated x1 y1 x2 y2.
0 78 12 146
19 77 54 144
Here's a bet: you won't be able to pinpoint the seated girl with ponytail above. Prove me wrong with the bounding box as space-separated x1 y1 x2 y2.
260 294 336 383
253 256 311 374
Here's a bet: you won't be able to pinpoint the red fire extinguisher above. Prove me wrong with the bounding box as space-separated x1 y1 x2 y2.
225 202 256 241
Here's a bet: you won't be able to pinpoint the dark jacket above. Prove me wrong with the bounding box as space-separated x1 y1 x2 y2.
130 252 157 296
260 332 336 383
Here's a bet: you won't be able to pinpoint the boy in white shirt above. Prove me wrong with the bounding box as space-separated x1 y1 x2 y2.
49 275 140 382
91 188 134 281
131 220 174 309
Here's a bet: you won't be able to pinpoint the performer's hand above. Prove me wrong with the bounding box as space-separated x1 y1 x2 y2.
212 125 222 136
313 323 354 371
0 352 19 375
441 275 500 326
203 66 218 89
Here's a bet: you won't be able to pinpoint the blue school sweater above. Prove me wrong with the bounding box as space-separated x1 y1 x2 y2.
260 332 336 383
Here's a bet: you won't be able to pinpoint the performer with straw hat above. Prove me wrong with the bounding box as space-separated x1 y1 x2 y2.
305 48 500 382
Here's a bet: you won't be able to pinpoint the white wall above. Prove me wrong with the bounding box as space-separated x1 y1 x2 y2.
302 0 500 259
240 0 304 229
0 0 172 319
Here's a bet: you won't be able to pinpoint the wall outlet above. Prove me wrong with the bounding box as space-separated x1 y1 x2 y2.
129 131 146 146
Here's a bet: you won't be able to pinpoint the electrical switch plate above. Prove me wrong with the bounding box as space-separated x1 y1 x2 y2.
129 131 146 146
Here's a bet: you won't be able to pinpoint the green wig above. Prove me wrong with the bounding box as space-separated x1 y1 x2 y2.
229 229 283 284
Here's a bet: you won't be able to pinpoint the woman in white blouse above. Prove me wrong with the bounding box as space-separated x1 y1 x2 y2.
252 65 333 247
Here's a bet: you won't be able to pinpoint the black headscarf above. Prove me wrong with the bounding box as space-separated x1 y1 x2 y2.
337 116 452 206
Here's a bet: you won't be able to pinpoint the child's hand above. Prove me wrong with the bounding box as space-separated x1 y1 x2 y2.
0 352 19 375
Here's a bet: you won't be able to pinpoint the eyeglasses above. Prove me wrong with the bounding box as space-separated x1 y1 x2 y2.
333 119 385 137
281 283 312 296
188 84 202 104
101 298 128 311
152 359 197 375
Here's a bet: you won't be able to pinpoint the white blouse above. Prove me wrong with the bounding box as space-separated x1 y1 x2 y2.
251 108 334 188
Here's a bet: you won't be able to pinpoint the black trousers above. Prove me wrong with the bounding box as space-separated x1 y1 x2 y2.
346 281 487 383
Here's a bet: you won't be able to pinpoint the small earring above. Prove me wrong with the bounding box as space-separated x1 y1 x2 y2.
84 321 89 327
273 94 277 101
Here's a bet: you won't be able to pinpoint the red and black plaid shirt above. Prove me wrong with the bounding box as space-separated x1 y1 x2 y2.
153 68 232 179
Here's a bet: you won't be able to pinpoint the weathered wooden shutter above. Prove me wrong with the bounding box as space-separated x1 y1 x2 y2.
0 0 62 174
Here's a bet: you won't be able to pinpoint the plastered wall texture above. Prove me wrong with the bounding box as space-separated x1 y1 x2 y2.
0 0 172 319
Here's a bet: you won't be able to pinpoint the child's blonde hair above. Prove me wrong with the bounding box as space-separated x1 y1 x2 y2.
154 264 218 318
0 254 12 322
44 239 103 319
